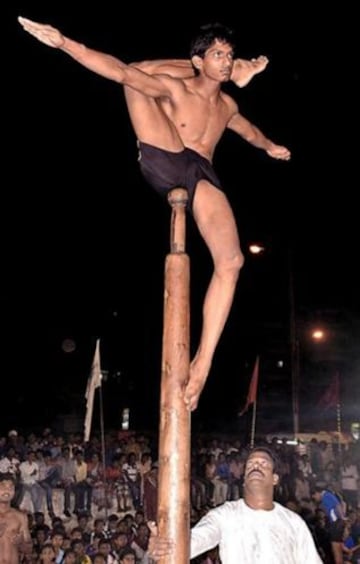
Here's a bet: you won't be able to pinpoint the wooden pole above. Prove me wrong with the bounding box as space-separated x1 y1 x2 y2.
157 188 191 564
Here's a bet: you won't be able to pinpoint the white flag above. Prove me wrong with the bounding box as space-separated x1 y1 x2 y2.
84 339 102 442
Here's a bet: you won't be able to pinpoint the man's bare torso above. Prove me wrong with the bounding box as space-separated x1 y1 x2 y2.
0 508 29 564
160 76 237 160
125 73 238 161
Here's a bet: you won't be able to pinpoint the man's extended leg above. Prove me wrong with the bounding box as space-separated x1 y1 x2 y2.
133 55 269 88
231 56 269 87
185 180 244 410
124 91 244 411
124 87 184 151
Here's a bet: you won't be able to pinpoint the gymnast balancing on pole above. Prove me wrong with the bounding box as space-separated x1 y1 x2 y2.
18 17 291 411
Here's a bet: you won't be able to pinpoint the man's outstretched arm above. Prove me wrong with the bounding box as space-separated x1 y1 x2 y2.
227 110 291 161
19 16 268 89
18 16 126 80
18 16 171 98
133 55 269 87
131 59 195 78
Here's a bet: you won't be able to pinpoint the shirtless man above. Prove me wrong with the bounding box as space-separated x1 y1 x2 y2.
18 18 291 410
0 472 32 564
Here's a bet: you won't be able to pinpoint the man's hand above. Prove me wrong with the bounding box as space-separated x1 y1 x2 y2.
266 144 291 161
147 521 174 561
18 16 65 49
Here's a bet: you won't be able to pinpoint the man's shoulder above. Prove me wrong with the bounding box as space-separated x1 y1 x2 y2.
154 72 187 88
273 502 302 519
273 502 311 528
209 499 245 516
5 506 26 522
322 490 338 502
219 91 238 119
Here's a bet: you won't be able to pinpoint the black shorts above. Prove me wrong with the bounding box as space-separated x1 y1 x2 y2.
137 142 223 211
329 519 345 542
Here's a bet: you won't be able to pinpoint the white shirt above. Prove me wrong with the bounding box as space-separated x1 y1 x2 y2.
19 460 40 485
0 456 20 474
191 499 322 564
341 464 359 490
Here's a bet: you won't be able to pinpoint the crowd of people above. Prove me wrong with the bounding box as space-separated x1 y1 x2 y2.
0 428 359 562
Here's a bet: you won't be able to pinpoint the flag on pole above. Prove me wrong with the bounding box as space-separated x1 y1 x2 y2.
239 356 259 416
84 339 102 442
317 372 340 410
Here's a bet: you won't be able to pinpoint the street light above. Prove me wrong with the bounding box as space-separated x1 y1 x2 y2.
311 329 325 341
249 244 265 255
248 242 299 437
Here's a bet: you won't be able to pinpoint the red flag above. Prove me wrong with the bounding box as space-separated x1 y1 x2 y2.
317 372 340 410
239 356 259 416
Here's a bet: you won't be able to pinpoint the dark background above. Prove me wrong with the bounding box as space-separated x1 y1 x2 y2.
4 3 359 436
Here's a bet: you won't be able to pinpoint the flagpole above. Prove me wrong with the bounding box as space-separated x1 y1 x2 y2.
336 399 342 458
84 339 107 519
250 399 257 449
98 377 108 521
84 339 102 443
239 356 259 446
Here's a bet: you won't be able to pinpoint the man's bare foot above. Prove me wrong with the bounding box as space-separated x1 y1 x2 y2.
231 55 269 88
184 359 209 411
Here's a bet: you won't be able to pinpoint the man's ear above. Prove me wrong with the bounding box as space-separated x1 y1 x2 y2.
191 55 203 71
273 473 280 486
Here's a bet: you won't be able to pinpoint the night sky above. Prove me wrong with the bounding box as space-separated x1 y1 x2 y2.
4 3 359 435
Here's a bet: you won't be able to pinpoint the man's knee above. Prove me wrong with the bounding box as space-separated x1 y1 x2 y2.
229 249 245 273
218 250 244 277
236 250 245 271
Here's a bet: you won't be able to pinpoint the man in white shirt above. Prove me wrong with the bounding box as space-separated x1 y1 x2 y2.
148 446 322 563
19 450 44 513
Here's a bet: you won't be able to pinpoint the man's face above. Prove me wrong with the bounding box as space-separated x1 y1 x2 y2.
195 40 234 81
120 556 135 564
0 479 15 502
244 451 278 488
40 546 55 560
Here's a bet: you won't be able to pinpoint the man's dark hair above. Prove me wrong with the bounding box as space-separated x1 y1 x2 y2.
311 485 331 495
51 527 65 538
108 513 119 522
119 546 136 560
0 472 16 485
91 553 106 563
246 446 280 475
190 23 236 59
312 485 323 493
98 538 112 547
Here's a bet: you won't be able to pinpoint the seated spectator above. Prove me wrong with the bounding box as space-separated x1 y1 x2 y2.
119 546 136 563
38 542 56 564
342 521 360 563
